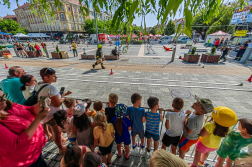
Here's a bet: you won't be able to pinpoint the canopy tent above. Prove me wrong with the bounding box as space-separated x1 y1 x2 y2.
109 34 116 38
116 34 122 37
206 30 232 44
132 34 138 38
0 32 12 35
170 33 188 37
27 33 50 38
155 34 162 37
149 33 154 37
13 33 30 38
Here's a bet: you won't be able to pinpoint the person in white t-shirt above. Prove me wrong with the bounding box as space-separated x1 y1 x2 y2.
161 98 191 155
20 74 37 100
35 67 72 153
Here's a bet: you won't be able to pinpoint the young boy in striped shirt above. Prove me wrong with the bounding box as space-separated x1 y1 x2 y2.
145 96 163 152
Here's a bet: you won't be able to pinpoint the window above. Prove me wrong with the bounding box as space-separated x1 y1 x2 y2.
53 25 55 30
52 4 55 10
77 25 79 30
74 7 76 12
75 16 78 22
42 26 44 30
67 5 71 12
55 14 59 20
60 5 64 11
57 24 60 30
78 8 80 13
91 12 93 16
61 13 65 20
71 24 74 30
79 16 82 22
63 24 67 29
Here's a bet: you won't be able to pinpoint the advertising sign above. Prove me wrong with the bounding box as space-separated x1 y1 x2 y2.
230 5 252 24
234 30 248 36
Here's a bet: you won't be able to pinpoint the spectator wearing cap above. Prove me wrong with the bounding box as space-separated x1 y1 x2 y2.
111 104 132 160
179 96 214 160
0 66 26 104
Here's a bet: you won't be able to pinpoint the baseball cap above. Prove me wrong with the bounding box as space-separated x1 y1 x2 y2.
195 95 214 113
212 106 237 127
73 102 87 116
115 104 128 118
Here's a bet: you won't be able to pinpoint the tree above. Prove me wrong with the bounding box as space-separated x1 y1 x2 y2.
0 19 29 34
149 27 156 35
132 26 143 36
164 20 175 35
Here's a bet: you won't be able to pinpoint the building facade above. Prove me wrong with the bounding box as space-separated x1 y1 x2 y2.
3 14 18 22
13 0 112 35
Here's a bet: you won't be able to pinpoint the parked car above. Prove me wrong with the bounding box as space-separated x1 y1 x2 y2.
158 36 174 44
177 36 192 43
197 38 205 43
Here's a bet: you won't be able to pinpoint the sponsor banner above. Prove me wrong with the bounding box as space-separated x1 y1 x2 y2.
230 5 252 24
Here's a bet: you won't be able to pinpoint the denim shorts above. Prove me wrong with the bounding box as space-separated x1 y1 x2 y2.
145 131 159 141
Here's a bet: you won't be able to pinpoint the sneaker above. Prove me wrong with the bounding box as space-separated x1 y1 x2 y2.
132 143 138 150
237 58 241 61
233 58 238 60
124 154 129 160
140 143 145 150
92 65 95 69
102 66 105 69
146 148 150 153
223 59 226 62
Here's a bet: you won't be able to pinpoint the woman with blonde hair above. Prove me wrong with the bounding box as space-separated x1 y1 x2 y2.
149 149 189 167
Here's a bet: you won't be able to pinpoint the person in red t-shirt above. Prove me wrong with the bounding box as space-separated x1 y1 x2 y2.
215 39 220 48
34 44 44 57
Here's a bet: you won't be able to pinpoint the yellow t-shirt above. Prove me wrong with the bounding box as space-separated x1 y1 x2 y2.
71 43 77 50
90 109 105 119
199 122 224 149
93 123 114 147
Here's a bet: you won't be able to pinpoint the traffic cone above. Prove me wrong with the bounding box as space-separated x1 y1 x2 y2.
5 64 9 69
110 68 114 75
246 75 252 82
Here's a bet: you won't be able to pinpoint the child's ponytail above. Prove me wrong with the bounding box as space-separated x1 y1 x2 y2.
115 118 123 135
64 98 76 108
20 74 34 91
94 111 107 133
64 143 82 167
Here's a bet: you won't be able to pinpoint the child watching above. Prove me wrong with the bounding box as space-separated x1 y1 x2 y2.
60 143 91 167
215 118 252 167
191 106 237 167
82 152 107 167
145 96 163 152
53 109 76 143
149 149 189 167
179 96 214 159
111 104 132 160
63 98 76 118
82 99 93 122
161 98 188 155
105 93 118 123
127 93 146 150
20 74 37 100
93 111 114 166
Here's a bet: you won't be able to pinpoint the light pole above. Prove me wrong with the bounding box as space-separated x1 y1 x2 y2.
94 9 99 47
38 28 42 41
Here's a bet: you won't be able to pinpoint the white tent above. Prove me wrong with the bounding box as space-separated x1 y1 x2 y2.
205 30 232 44
170 33 188 37
13 33 30 38
27 33 50 38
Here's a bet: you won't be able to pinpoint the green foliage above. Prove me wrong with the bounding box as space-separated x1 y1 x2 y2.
133 40 143 44
0 45 2 51
132 26 143 36
191 47 197 55
31 45 35 51
0 19 29 35
211 47 216 55
55 45 59 52
164 20 175 35
149 27 156 35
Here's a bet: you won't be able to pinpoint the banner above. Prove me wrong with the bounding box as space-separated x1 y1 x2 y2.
230 5 252 24
234 30 248 36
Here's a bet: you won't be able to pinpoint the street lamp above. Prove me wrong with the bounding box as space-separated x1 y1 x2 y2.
38 28 42 41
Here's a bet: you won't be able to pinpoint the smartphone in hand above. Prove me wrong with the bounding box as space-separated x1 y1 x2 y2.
40 96 47 108
59 87 65 95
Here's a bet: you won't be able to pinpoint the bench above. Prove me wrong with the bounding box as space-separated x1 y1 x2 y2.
104 55 119 60
81 54 95 59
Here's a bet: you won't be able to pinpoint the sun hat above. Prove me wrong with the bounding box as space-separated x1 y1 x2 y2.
212 106 237 127
73 102 87 116
115 104 128 118
98 44 102 49
195 95 214 113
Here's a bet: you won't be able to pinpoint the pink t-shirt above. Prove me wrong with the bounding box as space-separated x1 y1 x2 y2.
0 103 47 167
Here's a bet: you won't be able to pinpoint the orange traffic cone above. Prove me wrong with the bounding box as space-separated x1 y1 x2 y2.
5 64 9 69
246 75 252 82
110 68 114 75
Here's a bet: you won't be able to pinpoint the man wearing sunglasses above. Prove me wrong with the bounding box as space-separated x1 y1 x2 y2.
0 66 26 104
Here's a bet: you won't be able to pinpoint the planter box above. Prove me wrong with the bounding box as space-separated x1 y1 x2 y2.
60 51 69 59
201 54 220 63
27 51 38 58
104 55 119 60
51 52 62 59
3 53 12 59
183 54 200 63
81 54 95 59
0 50 11 57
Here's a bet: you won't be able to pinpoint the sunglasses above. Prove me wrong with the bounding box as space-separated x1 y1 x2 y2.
43 68 52 76
0 93 7 102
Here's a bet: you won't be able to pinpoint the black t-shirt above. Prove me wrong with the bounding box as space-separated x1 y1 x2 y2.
105 107 115 123
222 48 229 55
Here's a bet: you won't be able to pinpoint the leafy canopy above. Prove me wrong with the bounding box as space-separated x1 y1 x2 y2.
0 19 29 34
164 20 175 36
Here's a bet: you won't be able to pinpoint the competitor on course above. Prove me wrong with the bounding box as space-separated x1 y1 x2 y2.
92 44 105 69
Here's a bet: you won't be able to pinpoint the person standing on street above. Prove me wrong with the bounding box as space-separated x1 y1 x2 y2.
234 41 249 61
71 41 78 57
219 46 230 62
215 39 220 48
92 44 105 69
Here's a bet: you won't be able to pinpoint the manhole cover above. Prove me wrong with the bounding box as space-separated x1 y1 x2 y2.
62 68 72 70
70 65 78 67
170 89 194 99
120 59 129 62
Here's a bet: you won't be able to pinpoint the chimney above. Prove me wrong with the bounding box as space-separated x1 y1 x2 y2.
18 4 20 7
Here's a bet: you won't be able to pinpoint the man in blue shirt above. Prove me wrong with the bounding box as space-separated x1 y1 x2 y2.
0 66 26 104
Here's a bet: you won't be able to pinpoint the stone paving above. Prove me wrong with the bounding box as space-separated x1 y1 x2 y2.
1 43 252 167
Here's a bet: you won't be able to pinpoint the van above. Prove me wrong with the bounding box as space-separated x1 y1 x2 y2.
158 36 174 44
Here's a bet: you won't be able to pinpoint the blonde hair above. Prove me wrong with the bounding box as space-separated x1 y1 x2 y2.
64 98 75 108
109 93 118 105
151 149 189 167
94 111 107 132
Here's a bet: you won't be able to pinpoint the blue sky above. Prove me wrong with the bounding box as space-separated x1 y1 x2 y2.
1 0 231 27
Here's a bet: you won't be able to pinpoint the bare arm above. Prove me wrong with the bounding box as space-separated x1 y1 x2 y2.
199 128 209 137
111 132 115 138
165 120 169 130
93 139 99 150
159 108 163 122
142 117 146 123
50 94 64 107
128 126 131 131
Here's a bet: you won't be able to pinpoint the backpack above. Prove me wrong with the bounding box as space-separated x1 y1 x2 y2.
24 84 48 106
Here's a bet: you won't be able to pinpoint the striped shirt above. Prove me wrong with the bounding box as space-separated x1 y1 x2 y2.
145 111 161 135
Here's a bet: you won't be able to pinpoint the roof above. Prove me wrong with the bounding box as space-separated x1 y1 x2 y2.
209 30 231 36
3 15 17 19
173 18 184 23
14 2 31 10
67 0 81 6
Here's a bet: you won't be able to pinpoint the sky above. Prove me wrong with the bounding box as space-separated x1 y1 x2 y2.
1 0 232 27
